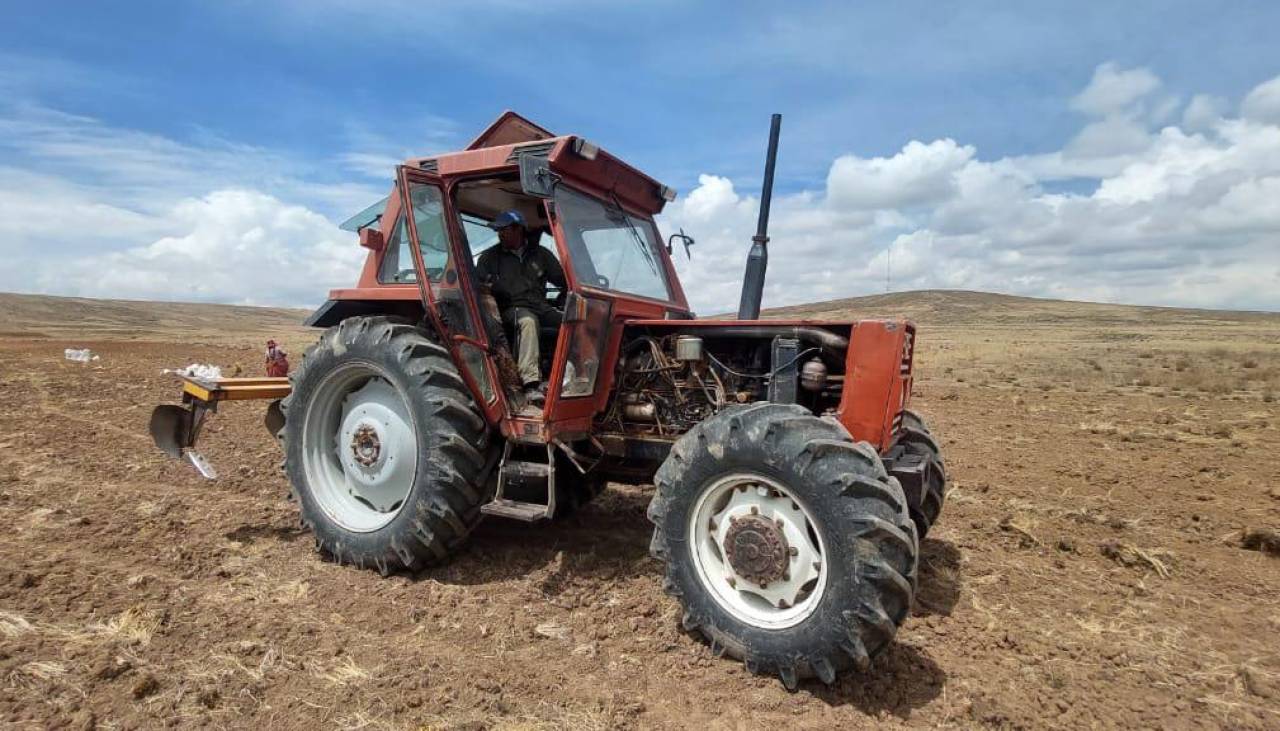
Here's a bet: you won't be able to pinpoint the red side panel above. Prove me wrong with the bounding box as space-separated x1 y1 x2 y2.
837 320 915 452
327 286 420 301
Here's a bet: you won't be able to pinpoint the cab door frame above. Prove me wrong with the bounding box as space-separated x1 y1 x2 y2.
396 166 510 426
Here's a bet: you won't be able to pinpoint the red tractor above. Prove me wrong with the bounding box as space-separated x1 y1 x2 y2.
152 112 946 688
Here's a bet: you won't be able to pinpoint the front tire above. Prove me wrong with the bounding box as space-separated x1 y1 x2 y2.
647 403 918 689
887 409 947 539
282 317 496 574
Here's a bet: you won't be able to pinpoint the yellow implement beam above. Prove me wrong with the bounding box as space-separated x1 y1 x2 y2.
181 376 292 402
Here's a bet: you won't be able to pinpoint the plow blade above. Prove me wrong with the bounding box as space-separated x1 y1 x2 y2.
151 376 291 479
149 404 192 460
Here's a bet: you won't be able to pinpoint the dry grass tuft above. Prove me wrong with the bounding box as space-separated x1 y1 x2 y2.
998 515 1043 547
91 605 163 646
0 610 34 638
1100 540 1174 578
313 656 376 686
9 660 69 688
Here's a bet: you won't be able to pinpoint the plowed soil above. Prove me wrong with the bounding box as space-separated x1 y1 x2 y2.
1 291 1278 730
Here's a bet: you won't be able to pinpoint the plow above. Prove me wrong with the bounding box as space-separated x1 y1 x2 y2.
151 112 946 688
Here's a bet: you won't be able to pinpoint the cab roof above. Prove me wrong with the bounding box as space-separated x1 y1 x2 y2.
341 112 675 233
404 111 674 216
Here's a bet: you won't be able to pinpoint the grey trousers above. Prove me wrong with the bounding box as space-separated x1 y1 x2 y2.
503 307 562 385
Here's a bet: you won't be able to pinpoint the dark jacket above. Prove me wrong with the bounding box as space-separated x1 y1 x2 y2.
475 243 566 313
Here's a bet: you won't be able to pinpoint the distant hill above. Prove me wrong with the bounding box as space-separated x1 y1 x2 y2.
0 292 311 340
3 289 1276 341
760 290 1280 326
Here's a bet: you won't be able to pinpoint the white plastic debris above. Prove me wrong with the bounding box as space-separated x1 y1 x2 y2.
64 348 100 363
163 363 223 380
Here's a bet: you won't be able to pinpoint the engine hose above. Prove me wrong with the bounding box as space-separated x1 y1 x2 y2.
668 326 849 365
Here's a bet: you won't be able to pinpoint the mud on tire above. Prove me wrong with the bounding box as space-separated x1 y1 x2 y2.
647 403 918 689
281 316 497 574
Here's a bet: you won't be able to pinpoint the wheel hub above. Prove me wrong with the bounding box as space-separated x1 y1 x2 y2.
690 475 827 629
350 424 381 466
724 514 789 587
302 370 418 533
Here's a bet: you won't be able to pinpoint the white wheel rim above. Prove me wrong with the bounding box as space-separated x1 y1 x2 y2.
301 363 417 533
689 473 828 629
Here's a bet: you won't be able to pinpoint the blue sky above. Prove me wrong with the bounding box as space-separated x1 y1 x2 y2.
2 2 1279 311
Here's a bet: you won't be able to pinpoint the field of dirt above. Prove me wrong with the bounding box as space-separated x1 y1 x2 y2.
1 290 1278 730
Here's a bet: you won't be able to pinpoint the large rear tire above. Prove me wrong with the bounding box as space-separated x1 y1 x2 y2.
647 403 918 689
282 316 497 574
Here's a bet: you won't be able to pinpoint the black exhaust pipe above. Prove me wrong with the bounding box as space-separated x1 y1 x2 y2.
737 113 781 320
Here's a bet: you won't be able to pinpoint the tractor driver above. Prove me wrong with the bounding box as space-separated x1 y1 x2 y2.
475 209 566 405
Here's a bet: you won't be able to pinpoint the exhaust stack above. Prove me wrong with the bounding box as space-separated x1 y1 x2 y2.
737 113 782 320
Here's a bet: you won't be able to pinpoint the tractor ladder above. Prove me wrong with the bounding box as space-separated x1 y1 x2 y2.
480 441 558 522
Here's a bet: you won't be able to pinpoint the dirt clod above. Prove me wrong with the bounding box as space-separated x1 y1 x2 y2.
534 622 570 640
1241 528 1280 556
130 674 159 699
92 656 132 681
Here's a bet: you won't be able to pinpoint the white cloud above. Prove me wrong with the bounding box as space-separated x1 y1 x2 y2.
827 139 974 210
1071 63 1161 117
662 64 1280 314
1241 75 1280 124
1182 94 1226 131
0 100 389 306
40 190 364 306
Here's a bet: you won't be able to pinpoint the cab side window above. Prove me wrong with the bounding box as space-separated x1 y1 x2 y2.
377 215 416 283
408 183 450 282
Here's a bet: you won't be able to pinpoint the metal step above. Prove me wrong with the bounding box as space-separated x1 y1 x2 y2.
480 498 550 522
502 460 551 480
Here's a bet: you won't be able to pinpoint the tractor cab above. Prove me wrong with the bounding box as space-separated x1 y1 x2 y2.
320 112 691 445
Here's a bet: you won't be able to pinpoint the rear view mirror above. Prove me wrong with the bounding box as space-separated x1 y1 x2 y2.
518 154 559 199
667 229 695 259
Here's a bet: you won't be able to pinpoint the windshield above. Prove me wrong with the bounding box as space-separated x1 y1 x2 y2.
554 186 672 301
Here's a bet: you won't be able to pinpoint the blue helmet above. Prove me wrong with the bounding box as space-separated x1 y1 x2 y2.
488 209 526 230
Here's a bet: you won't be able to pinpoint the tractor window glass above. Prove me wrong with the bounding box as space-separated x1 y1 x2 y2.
460 214 498 261
555 187 672 301
560 297 610 398
378 216 417 284
407 183 450 282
